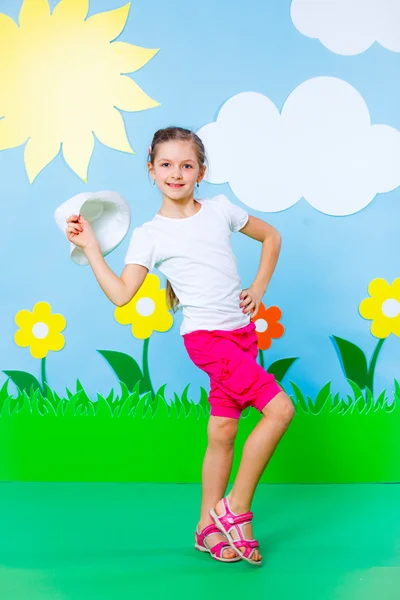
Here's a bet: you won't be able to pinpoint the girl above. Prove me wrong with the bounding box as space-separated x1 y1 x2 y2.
66 127 294 566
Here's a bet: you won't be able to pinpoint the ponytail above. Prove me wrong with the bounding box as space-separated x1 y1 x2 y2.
166 280 179 312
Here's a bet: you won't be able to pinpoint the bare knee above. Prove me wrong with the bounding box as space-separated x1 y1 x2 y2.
263 392 295 430
280 396 295 427
208 417 238 448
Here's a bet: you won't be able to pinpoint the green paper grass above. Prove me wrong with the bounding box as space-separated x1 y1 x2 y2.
0 380 399 484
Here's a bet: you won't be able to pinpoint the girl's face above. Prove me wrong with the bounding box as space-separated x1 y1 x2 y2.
148 140 206 201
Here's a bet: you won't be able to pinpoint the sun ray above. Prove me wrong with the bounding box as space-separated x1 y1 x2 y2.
115 76 160 112
86 3 131 42
112 41 159 73
19 0 51 27
0 12 19 43
53 0 89 22
94 108 133 154
24 135 61 183
0 117 28 150
62 131 94 182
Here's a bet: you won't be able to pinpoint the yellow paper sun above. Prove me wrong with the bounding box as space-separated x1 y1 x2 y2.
0 0 159 182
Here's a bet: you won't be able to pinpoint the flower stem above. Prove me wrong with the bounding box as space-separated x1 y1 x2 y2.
142 338 154 397
259 349 265 370
41 357 47 391
366 338 385 396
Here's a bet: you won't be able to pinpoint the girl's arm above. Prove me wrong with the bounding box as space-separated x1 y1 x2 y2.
66 215 148 307
239 215 282 315
85 245 148 306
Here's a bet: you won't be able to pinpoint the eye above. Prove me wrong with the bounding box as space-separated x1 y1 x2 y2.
161 162 170 167
183 164 193 169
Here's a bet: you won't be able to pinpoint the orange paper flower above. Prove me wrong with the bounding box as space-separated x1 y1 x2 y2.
251 304 284 350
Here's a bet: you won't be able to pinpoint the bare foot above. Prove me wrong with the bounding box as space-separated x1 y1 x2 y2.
198 517 240 560
212 498 262 563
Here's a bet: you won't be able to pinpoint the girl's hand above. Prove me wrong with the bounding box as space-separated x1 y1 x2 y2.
66 215 98 251
240 285 264 316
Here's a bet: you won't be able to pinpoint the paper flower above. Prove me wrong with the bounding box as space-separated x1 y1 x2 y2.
114 273 173 339
359 278 400 338
251 304 284 350
14 302 66 359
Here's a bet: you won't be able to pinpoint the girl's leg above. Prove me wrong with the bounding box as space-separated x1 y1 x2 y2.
214 391 294 561
199 415 239 559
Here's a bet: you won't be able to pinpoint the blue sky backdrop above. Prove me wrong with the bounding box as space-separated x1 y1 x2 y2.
1 0 399 400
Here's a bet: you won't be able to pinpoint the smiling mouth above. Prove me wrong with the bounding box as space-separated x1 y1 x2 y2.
167 183 185 188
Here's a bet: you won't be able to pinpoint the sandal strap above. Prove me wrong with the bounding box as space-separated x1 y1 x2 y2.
200 523 221 538
196 523 224 548
234 539 259 560
214 497 259 560
219 498 253 529
225 512 253 526
233 539 259 550
210 540 232 558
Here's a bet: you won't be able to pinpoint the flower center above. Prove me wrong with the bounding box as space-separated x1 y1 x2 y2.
382 298 400 319
255 318 268 333
136 298 156 317
32 322 49 339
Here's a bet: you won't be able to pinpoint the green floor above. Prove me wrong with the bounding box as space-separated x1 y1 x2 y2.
1 483 400 600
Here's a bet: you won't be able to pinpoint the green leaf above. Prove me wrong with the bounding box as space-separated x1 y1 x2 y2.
119 391 139 418
33 394 57 417
3 370 42 394
135 393 151 418
118 382 130 402
330 336 368 389
289 381 308 413
241 406 252 419
0 381 10 415
155 384 167 402
75 379 90 398
347 379 365 403
354 395 367 414
180 384 192 417
196 402 207 419
56 399 69 417
95 395 114 418
394 380 400 402
97 350 145 393
199 386 210 413
267 357 298 382
313 382 331 413
173 392 183 418
365 386 374 410
375 390 388 411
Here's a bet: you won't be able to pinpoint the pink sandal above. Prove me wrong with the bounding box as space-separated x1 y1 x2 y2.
195 523 241 563
210 497 262 566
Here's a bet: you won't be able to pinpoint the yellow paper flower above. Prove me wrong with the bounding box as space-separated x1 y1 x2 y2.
0 0 159 182
115 274 173 339
14 302 66 359
359 278 400 338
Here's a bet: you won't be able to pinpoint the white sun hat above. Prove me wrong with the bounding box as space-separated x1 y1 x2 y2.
54 190 131 266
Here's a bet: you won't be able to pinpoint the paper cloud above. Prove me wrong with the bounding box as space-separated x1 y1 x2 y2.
291 0 400 55
197 77 400 216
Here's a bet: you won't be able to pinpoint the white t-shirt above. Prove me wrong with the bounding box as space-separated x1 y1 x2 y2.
125 194 251 335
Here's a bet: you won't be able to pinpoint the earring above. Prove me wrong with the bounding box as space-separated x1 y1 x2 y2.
196 182 200 188
153 179 156 186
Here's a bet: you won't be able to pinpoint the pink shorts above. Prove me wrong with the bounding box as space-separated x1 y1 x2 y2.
183 321 282 419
